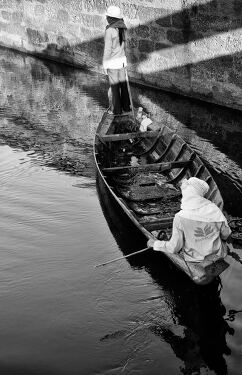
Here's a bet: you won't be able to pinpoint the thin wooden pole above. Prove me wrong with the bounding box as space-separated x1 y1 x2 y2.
95 247 151 268
125 68 136 124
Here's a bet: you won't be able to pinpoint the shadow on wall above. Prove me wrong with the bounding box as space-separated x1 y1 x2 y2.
27 0 242 109
29 0 242 171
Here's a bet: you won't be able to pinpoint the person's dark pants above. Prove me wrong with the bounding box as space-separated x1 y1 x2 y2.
107 67 131 114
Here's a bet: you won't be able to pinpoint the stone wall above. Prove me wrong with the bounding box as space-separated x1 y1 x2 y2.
0 0 241 110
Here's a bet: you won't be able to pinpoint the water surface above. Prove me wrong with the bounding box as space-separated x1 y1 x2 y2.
0 47 241 375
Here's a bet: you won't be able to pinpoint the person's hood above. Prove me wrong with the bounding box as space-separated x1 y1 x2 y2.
178 185 228 223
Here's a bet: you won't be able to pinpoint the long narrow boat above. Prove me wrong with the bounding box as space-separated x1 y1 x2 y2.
94 109 230 285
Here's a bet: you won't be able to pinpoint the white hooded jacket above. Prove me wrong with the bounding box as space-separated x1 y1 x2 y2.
153 183 231 262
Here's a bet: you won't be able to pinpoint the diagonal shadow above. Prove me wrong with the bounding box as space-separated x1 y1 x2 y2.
36 0 242 80
34 0 242 125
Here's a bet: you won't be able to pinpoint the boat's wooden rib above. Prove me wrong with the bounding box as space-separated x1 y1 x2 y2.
155 139 186 163
134 127 166 156
167 167 190 184
94 110 229 285
194 165 205 177
152 134 177 161
102 160 191 174
173 144 188 161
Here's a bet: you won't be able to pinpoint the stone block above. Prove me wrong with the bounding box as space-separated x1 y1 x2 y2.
138 39 154 53
137 6 171 26
167 29 185 44
0 20 7 31
155 16 171 28
5 23 25 36
1 11 11 21
155 42 171 50
12 12 23 23
57 35 70 47
234 0 242 14
26 28 49 45
149 26 166 42
126 27 137 38
57 9 69 23
191 80 213 99
191 59 227 83
126 37 138 48
233 53 242 71
68 23 81 37
121 3 139 20
34 5 45 17
217 0 235 17
134 24 150 39
78 13 103 28
190 13 231 34
219 55 234 68
171 12 184 29
146 72 173 89
0 0 8 8
229 70 242 87
126 51 139 64
44 43 59 57
79 26 95 39
94 0 108 14
196 1 218 15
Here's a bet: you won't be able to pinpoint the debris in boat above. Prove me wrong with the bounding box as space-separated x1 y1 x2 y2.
139 116 153 132
229 218 242 242
116 178 181 201
136 107 143 121
130 156 139 166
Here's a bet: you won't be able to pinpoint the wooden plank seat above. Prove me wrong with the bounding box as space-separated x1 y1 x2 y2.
102 160 192 174
97 130 159 142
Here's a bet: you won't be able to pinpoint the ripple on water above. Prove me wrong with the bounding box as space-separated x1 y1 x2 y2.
0 47 242 375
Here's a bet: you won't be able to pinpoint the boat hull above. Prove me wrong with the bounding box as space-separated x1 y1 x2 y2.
94 111 229 285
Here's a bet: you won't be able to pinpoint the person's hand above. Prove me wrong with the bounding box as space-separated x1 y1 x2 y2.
147 239 155 248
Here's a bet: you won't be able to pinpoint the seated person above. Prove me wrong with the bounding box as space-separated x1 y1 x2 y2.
147 177 231 262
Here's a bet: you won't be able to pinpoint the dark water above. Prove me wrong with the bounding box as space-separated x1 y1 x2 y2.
0 47 241 375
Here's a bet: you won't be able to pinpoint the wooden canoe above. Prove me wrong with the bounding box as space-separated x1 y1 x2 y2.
94 110 229 285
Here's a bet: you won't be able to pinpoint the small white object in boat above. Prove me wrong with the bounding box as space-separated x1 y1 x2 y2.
139 116 153 132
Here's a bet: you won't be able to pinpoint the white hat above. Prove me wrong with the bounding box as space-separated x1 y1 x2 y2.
187 177 209 196
106 5 122 19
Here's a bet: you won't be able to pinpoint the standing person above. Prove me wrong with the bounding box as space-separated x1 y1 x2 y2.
102 5 131 115
147 177 231 262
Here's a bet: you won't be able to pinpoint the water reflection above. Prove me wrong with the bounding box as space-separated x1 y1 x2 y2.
0 46 241 375
0 48 109 181
96 173 234 375
0 46 241 215
131 87 242 216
